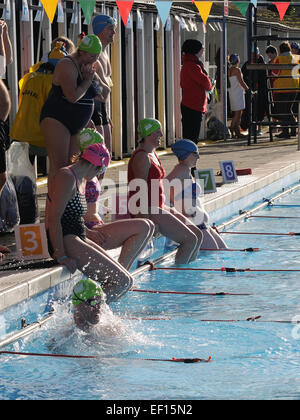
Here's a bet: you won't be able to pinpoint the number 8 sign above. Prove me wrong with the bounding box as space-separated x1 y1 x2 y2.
14 223 50 260
219 160 238 183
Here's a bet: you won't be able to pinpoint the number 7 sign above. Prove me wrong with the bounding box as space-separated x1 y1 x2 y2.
14 223 50 260
194 169 217 194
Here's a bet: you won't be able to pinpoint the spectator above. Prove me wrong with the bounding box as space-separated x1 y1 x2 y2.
228 54 249 138
92 15 117 154
266 45 279 133
291 42 300 56
273 42 298 138
241 48 268 135
180 39 213 145
128 118 203 265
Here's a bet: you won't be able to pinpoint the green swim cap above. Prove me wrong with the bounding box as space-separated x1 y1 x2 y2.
77 128 104 152
138 118 162 138
72 278 105 307
78 34 102 54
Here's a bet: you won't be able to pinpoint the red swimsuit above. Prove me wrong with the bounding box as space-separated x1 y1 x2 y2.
128 149 166 212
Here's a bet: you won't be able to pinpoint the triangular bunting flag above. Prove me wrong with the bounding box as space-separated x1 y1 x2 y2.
116 1 134 26
273 2 290 20
155 0 173 27
79 0 96 25
40 0 58 23
251 0 257 7
194 2 213 25
234 1 250 17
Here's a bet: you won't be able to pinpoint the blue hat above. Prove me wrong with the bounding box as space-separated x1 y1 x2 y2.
92 15 117 35
171 139 198 160
291 42 299 50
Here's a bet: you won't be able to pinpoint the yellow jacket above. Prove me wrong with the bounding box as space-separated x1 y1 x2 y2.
273 54 299 93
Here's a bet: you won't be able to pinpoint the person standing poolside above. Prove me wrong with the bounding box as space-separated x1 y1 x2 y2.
92 15 117 154
128 118 203 265
77 128 155 270
46 142 132 303
228 54 249 138
166 139 227 250
180 39 213 145
40 34 102 193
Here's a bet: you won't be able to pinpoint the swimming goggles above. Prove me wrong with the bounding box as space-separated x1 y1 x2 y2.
73 291 104 307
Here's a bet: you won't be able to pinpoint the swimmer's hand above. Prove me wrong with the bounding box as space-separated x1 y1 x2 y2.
81 64 96 83
58 256 78 274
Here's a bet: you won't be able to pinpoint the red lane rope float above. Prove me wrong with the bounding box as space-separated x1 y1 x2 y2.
130 288 251 296
200 247 260 252
0 351 211 364
122 315 300 324
248 215 300 219
219 231 300 236
147 266 300 273
200 247 300 252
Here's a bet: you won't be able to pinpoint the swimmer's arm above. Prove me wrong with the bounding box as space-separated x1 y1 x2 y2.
94 60 110 102
54 59 94 103
2 21 13 65
129 152 151 216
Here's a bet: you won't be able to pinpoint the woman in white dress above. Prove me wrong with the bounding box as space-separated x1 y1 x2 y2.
228 54 249 138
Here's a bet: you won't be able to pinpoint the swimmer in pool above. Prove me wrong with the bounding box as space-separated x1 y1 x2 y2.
72 278 106 331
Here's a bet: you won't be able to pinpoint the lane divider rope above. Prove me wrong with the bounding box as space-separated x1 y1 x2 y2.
0 351 211 364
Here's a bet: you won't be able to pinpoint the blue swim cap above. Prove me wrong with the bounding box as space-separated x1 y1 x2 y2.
171 139 198 161
291 42 299 50
92 15 117 35
229 54 239 65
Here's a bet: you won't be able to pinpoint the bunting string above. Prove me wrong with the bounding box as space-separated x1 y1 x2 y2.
35 1 292 26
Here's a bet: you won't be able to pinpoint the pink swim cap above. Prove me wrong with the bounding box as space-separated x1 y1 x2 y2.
81 143 110 168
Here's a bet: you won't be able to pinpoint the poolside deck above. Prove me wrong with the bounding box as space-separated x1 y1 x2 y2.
1 134 300 311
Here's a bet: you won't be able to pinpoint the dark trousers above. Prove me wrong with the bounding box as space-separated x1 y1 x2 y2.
274 92 297 135
181 103 203 144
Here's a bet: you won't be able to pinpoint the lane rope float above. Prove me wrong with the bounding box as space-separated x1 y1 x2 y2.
0 351 211 364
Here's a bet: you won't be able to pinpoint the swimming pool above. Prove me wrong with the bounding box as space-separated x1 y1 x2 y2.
1 185 300 400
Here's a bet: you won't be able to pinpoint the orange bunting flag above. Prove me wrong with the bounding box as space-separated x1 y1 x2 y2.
194 2 213 25
116 1 134 26
273 2 290 21
40 0 58 23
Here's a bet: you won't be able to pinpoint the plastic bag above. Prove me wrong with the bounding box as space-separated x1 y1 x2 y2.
0 175 20 232
7 142 39 224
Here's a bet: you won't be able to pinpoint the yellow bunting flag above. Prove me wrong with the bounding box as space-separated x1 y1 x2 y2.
40 0 58 23
194 2 213 25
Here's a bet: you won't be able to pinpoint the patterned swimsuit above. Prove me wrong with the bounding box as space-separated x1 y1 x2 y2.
47 167 87 257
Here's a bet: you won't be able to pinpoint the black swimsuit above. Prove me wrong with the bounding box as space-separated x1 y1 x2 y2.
40 56 97 135
47 167 87 257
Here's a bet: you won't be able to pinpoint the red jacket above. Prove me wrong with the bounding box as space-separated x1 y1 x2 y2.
180 53 213 113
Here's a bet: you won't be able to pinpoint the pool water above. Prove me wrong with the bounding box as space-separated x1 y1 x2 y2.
1 188 300 400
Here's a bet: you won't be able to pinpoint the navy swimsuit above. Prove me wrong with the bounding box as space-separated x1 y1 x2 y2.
40 56 97 135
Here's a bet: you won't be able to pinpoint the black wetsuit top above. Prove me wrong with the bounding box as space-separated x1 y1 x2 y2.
40 56 97 135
